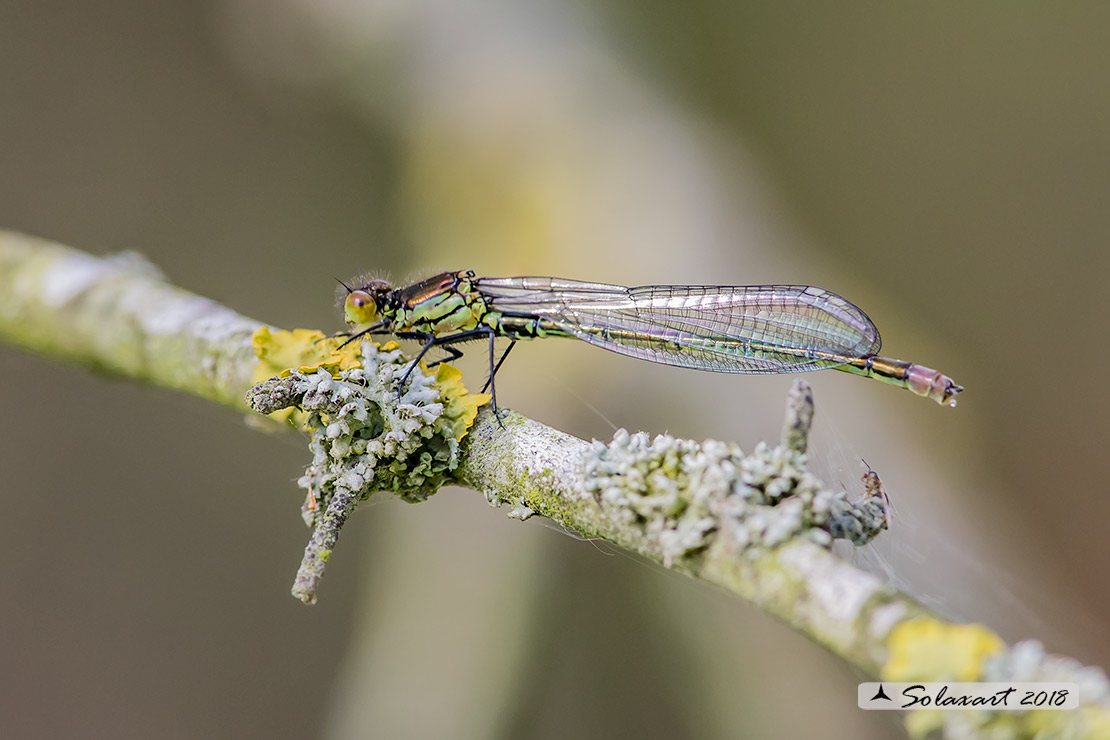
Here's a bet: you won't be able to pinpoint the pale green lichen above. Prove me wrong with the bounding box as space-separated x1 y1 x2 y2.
507 504 535 521
246 336 488 603
294 361 456 509
583 426 889 568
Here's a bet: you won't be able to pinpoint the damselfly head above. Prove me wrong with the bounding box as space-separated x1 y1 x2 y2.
343 278 393 326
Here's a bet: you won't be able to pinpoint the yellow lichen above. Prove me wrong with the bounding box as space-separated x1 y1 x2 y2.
250 327 489 440
434 363 491 441
903 709 945 738
1078 706 1110 740
250 327 364 426
1019 704 1110 740
250 327 363 384
884 618 1005 739
883 616 1005 682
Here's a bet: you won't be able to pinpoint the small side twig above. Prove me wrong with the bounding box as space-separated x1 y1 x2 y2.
781 379 814 453
292 485 357 604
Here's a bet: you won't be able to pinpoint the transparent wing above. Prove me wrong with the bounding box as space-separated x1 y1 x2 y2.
475 277 881 375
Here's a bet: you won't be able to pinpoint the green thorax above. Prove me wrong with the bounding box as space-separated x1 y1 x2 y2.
388 270 489 335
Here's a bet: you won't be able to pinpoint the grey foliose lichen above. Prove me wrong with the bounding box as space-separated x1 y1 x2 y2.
583 429 888 567
289 343 465 524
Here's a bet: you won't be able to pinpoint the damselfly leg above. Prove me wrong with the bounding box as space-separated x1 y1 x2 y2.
394 327 507 425
334 323 391 350
481 341 516 394
424 346 463 369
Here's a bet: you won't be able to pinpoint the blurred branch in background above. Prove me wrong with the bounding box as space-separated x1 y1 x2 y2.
3 230 1108 739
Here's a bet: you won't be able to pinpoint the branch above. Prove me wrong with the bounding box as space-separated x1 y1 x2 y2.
0 231 261 410
3 229 1107 739
457 387 899 671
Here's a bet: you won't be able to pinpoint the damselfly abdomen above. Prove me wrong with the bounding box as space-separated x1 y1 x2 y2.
339 270 962 408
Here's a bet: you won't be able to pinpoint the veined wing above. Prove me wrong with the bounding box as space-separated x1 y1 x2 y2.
475 277 881 375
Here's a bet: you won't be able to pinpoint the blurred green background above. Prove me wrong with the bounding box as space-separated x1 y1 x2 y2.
1 2 1108 738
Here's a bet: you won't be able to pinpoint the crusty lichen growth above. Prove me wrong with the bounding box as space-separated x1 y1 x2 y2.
580 381 890 568
246 330 488 603
883 616 1110 739
583 432 890 568
468 379 889 571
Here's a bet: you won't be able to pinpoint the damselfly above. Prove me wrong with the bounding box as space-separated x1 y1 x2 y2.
338 271 962 410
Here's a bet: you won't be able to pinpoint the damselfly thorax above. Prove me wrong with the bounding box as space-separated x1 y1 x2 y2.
339 270 963 411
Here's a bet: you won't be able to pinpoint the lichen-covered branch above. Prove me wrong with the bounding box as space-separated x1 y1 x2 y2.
3 229 1108 739
456 397 902 668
